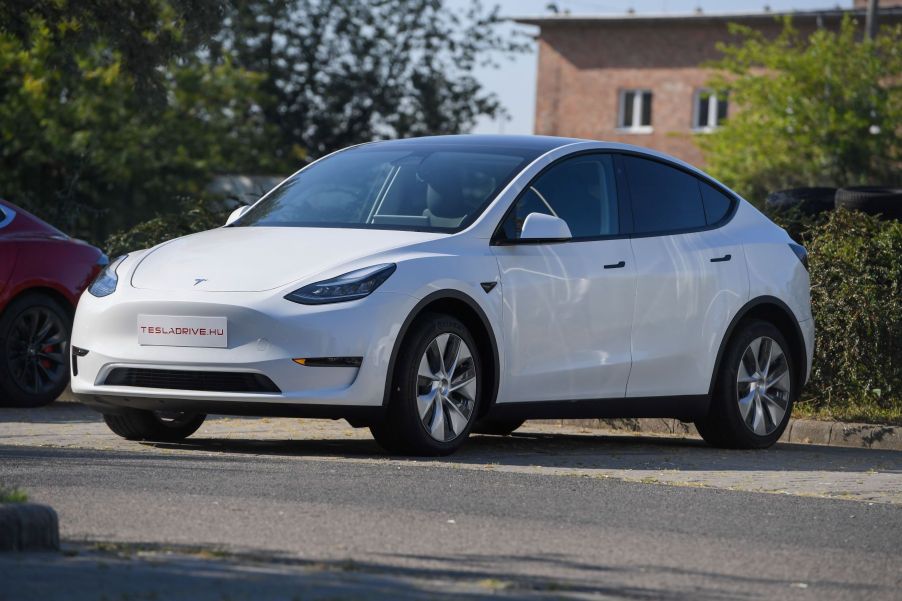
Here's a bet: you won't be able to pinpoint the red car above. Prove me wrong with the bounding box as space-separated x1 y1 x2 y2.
0 199 106 407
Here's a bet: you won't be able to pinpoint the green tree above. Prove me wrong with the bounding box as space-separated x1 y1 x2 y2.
212 0 525 161
699 16 902 204
0 12 274 244
0 0 225 100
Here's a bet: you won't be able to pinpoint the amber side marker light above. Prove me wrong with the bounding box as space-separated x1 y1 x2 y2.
292 357 363 367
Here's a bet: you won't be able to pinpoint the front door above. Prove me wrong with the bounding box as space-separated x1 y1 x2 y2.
491 153 636 403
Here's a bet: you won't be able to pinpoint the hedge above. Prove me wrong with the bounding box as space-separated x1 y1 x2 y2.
799 209 901 422
105 203 902 424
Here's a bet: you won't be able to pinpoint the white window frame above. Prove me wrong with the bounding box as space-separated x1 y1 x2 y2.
617 89 653 133
692 89 727 132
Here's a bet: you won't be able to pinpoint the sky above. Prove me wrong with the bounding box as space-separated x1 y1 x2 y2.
446 0 855 134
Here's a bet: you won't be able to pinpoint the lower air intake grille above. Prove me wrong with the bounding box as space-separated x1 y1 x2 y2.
104 368 280 393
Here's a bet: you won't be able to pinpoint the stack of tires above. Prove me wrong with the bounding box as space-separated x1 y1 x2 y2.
765 186 902 221
834 187 902 220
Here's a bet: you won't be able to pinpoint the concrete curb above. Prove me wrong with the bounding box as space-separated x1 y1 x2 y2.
0 504 60 552
546 417 902 451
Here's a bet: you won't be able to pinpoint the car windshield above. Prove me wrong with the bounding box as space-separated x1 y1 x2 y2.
233 144 537 232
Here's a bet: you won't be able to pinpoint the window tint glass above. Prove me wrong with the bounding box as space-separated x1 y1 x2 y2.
640 91 653 126
699 180 734 225
500 154 619 240
717 96 729 122
622 91 635 126
696 94 710 128
623 155 706 234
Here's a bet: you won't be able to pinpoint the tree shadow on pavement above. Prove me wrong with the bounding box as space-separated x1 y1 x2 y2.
3 540 882 601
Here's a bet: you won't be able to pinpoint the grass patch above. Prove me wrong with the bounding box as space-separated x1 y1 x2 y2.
793 400 902 426
0 487 28 503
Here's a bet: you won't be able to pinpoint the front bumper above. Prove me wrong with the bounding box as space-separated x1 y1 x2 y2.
71 288 418 414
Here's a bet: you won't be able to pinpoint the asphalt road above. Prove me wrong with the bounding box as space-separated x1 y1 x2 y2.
1 404 901 600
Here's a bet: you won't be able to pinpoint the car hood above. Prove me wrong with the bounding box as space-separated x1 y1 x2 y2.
130 226 443 292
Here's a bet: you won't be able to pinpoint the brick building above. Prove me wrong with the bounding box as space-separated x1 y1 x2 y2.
516 4 902 166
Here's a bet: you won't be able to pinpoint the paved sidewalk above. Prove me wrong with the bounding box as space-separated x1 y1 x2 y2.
2 402 900 504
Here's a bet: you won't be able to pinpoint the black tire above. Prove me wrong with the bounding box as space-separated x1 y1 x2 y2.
0 293 72 408
695 320 796 449
370 312 483 456
471 418 525 436
834 186 902 220
764 187 836 215
104 409 206 442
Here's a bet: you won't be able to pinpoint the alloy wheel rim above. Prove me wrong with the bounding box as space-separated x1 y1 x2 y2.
737 336 791 436
416 333 478 442
5 307 67 395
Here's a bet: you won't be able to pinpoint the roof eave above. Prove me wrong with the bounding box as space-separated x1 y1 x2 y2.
512 7 902 27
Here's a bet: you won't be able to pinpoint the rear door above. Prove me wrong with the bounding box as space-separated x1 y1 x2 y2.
621 154 748 398
492 153 636 403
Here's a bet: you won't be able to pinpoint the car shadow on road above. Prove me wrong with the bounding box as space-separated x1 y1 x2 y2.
142 426 902 475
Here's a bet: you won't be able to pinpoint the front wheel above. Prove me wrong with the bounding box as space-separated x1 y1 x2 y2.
0 293 72 407
696 320 795 449
104 408 206 442
370 313 481 456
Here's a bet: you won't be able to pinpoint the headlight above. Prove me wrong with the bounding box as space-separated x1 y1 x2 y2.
88 254 127 297
285 264 396 305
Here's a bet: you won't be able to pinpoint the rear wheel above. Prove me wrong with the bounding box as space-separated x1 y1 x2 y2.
0 293 72 407
370 313 481 456
696 320 795 449
104 408 206 442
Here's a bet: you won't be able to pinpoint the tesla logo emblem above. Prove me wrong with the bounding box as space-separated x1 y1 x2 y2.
194 278 207 286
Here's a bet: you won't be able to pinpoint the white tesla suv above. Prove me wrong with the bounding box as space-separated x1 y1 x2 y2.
71 136 814 455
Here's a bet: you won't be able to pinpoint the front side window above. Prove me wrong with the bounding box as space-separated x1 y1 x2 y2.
499 154 620 241
622 155 707 234
618 89 653 131
235 145 535 232
693 89 728 130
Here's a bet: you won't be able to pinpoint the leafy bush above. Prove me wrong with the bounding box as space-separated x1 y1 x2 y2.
0 487 28 503
104 197 228 258
105 199 901 425
800 210 902 422
764 205 828 245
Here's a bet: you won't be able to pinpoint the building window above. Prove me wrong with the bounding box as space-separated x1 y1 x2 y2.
693 89 728 131
618 90 653 132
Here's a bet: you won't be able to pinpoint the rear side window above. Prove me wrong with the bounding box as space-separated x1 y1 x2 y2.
622 155 707 234
699 180 734 225
499 154 620 240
